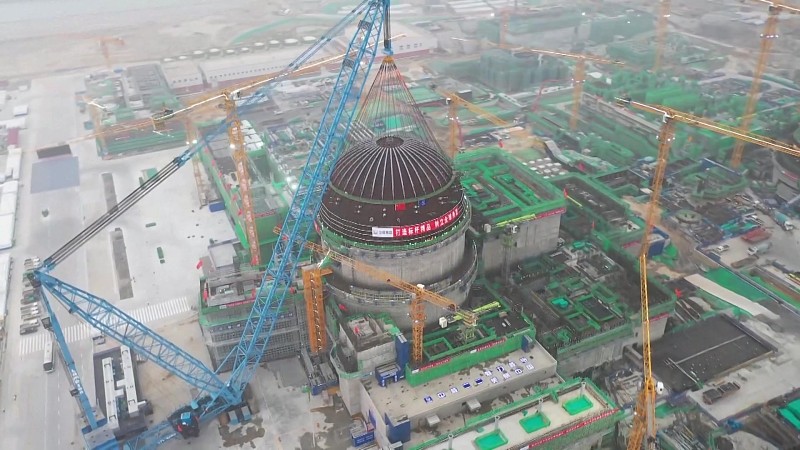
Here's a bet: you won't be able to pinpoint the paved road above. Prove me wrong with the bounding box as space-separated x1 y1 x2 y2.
0 69 232 447
0 74 92 450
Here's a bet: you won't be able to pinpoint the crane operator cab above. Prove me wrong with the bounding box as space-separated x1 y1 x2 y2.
170 407 200 438
151 108 174 132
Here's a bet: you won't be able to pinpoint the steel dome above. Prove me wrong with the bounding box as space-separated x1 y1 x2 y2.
330 135 453 202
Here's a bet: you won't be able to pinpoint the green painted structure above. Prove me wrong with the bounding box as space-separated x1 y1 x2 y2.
197 135 290 266
410 378 624 450
475 8 583 43
455 147 566 226
477 49 569 92
589 11 654 44
405 287 536 386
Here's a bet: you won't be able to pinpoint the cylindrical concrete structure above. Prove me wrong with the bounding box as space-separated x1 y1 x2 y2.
320 135 477 328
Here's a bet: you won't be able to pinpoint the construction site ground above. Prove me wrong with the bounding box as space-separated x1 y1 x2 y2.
146 329 356 450
651 315 773 392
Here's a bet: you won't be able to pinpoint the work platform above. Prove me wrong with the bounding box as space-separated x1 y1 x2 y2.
409 378 623 450
364 343 558 438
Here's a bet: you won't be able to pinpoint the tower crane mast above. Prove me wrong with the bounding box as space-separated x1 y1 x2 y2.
495 44 623 130
441 90 544 158
730 0 800 169
224 93 262 266
29 1 395 449
615 97 800 449
298 238 478 363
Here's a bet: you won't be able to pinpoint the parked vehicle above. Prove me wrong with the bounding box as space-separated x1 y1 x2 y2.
20 318 39 335
748 241 772 256
702 382 740 405
773 212 794 231
741 227 771 244
732 256 758 269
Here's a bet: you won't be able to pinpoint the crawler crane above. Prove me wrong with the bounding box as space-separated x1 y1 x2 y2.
28 1 397 449
615 97 800 449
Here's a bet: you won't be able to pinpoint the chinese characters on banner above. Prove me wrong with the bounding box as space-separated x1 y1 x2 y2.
371 204 462 238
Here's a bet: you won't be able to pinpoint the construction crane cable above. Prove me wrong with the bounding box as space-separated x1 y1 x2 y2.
615 96 798 450
44 159 182 268
39 12 407 271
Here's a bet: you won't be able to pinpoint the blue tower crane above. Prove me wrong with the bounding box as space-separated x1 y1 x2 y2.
28 1 393 449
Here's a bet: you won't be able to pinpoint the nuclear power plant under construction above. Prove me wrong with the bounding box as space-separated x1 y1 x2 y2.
7 1 800 450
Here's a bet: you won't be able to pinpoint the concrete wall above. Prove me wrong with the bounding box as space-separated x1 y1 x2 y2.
327 248 478 329
356 340 396 374
406 364 557 432
331 223 470 289
556 315 668 376
483 214 562 273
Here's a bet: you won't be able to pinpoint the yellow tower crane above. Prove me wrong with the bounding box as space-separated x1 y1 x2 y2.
654 0 671 71
223 92 262 267
99 37 125 68
304 240 478 363
495 45 624 130
730 0 800 169
495 0 520 47
277 227 479 363
67 48 361 148
615 97 800 449
440 90 544 158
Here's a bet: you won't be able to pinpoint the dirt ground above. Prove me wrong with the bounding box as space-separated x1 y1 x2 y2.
623 196 704 277
0 0 301 79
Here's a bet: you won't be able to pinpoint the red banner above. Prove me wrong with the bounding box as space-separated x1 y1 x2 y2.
534 207 566 220
392 204 462 238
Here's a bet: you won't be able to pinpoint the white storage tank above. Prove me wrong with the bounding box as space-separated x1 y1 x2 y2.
269 39 281 47
254 42 267 51
284 38 299 46
177 55 189 61
240 47 251 54
224 49 237 56
162 57 175 63
192 50 205 59
302 36 317 44
208 48 222 57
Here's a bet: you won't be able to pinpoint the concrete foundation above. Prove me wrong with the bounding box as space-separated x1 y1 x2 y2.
556 314 668 377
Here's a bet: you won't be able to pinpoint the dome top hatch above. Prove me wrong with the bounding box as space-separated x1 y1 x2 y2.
330 135 453 202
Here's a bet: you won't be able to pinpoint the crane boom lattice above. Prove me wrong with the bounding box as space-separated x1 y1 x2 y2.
30 2 395 449
616 97 798 449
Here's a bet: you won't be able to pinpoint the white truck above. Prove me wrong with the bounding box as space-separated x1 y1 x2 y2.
748 241 772 256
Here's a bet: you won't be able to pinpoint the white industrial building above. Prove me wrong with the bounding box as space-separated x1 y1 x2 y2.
198 47 338 89
0 173 19 251
0 252 10 322
161 61 205 95
338 22 437 59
